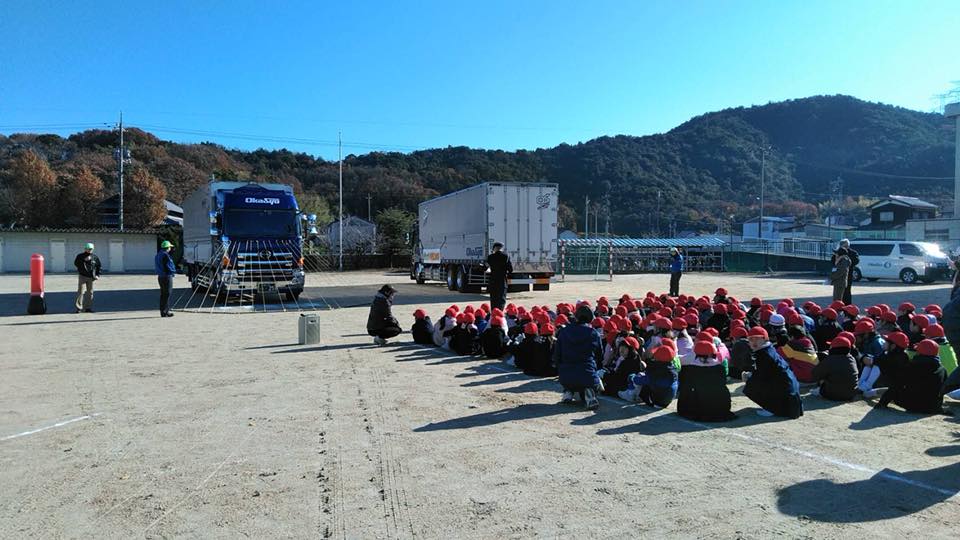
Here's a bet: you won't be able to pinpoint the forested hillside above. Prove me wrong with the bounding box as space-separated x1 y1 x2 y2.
0 95 954 235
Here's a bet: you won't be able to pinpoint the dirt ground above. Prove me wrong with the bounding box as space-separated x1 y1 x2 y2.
1 270 958 539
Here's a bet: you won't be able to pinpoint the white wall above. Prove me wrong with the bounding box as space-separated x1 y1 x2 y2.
0 232 158 273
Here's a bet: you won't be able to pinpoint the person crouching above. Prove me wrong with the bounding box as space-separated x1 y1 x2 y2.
554 306 604 410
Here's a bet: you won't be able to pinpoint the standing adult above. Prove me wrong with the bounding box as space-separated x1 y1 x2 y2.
830 247 851 302
367 284 402 345
831 239 859 304
74 242 101 313
668 247 683 297
486 242 513 311
155 240 177 318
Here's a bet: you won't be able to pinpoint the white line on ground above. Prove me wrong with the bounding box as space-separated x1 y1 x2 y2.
403 344 958 500
1 413 101 442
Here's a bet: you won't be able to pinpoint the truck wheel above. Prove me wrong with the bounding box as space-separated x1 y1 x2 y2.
446 266 458 291
458 265 482 293
900 268 918 284
415 263 426 285
851 268 862 282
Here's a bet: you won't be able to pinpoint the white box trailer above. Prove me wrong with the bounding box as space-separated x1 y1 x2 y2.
411 182 558 292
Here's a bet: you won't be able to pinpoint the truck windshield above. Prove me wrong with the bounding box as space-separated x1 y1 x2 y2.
223 209 299 238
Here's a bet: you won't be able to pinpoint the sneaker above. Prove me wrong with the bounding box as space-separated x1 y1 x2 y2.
584 388 599 410
618 388 636 402
756 409 775 417
809 387 821 397
561 390 575 403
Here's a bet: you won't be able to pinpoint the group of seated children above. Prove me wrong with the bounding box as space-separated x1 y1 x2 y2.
409 289 959 419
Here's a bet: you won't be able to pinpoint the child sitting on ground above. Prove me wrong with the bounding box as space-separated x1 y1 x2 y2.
449 313 479 356
810 335 859 401
620 344 679 408
411 309 435 345
875 339 950 414
480 315 509 358
598 335 645 396
509 322 540 369
677 339 736 422
524 323 558 377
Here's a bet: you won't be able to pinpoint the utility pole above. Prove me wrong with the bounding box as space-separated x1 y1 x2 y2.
367 193 372 222
604 193 610 237
759 148 765 240
114 112 127 231
656 190 662 237
338 130 343 272
584 195 589 238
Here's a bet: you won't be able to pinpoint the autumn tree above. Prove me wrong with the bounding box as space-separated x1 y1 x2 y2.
3 149 58 227
123 167 167 228
298 192 334 228
375 208 416 256
58 166 104 227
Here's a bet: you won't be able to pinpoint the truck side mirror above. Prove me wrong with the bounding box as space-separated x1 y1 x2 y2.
209 211 219 236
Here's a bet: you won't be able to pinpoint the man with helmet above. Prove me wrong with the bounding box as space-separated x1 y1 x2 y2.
74 242 101 313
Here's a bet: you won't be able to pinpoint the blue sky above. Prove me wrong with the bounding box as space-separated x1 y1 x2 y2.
1 0 957 160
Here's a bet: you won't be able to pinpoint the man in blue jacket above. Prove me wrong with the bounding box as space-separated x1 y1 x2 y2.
155 240 177 318
668 247 683 297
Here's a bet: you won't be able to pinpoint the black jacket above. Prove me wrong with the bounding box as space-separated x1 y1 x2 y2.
677 364 736 422
486 251 513 286
601 351 643 395
811 349 859 401
878 354 947 414
728 339 754 378
449 326 479 356
480 327 509 358
74 252 101 278
411 318 435 345
524 338 557 377
366 293 399 335
743 345 803 418
813 321 842 351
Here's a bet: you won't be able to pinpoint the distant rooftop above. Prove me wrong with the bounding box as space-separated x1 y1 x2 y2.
870 195 938 210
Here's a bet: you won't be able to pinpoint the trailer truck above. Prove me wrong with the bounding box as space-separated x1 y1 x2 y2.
182 181 318 300
411 182 558 293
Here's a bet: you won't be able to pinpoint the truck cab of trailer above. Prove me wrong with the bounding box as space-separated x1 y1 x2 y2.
183 182 318 301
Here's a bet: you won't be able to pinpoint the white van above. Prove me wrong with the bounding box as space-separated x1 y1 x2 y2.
847 241 952 284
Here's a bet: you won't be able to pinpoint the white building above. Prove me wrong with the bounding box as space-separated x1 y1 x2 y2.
0 229 159 273
741 216 796 240
326 216 377 253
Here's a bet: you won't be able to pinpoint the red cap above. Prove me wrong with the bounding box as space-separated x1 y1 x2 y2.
886 331 909 349
490 316 506 328
866 306 881 317
924 304 941 314
898 302 915 313
555 314 569 326
589 317 603 328
652 345 675 362
622 336 641 350
853 319 875 335
829 336 852 350
760 310 772 323
748 326 769 339
539 323 555 336
786 312 804 326
822 308 838 321
615 318 630 333
714 303 728 315
615 306 628 317
450 304 460 313
807 305 822 316
655 317 673 330
505 304 518 315
750 297 763 307
715 287 728 296
659 307 674 317
912 314 930 329
456 313 465 324
480 303 490 312
730 319 746 328
837 331 856 343
829 300 845 310
731 326 748 339
464 305 475 314
623 300 636 312
445 308 457 318
603 320 617 333
413 309 427 319
475 309 486 320
881 311 897 323
596 304 609 315
463 313 476 325
684 313 699 327
730 309 745 320
598 296 609 306
924 324 945 338
702 327 719 338
843 305 860 317
916 339 940 356
672 317 687 330
693 340 717 357
523 322 538 335
660 337 677 353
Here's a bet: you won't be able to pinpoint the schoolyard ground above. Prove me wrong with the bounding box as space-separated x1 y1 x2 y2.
1 271 957 538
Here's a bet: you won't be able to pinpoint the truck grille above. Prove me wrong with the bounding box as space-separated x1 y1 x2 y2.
234 251 296 282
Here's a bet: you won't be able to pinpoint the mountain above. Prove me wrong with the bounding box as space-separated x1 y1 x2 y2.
0 95 954 235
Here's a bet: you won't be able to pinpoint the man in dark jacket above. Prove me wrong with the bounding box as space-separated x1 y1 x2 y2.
366 284 402 345
155 240 177 318
74 242 102 313
554 306 603 409
831 239 859 304
486 242 513 311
